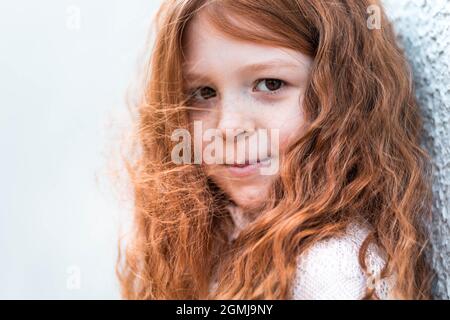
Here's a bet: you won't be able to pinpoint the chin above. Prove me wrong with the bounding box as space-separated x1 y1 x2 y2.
228 185 269 209
206 165 276 209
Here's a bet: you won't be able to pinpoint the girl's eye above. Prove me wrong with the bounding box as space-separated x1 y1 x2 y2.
187 79 285 104
253 79 286 94
190 86 216 101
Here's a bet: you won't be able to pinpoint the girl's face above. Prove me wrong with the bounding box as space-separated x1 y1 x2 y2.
182 12 313 210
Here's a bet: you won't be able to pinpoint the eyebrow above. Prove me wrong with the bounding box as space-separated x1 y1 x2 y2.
235 59 304 74
183 59 305 82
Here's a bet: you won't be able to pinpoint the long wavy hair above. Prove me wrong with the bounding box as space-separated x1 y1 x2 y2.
116 0 433 299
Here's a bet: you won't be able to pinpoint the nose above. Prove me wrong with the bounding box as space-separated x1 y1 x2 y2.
216 94 256 140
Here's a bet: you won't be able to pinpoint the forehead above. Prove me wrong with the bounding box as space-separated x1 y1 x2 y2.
182 10 312 76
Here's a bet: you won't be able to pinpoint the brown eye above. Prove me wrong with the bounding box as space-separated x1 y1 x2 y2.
192 86 216 100
254 79 285 93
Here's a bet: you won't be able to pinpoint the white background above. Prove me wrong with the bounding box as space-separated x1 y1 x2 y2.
0 0 163 299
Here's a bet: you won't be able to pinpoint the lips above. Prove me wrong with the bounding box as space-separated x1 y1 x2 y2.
229 163 249 168
224 158 271 177
225 158 268 167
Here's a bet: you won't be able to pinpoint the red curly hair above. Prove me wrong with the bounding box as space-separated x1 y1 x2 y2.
116 0 433 299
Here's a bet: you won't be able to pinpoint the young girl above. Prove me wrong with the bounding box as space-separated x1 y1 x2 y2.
116 0 433 299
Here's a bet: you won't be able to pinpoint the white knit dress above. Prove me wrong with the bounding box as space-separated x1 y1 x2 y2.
220 204 397 300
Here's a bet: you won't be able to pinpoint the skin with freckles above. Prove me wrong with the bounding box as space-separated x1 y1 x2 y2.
182 11 313 211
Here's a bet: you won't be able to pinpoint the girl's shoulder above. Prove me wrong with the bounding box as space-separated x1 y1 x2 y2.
292 222 397 300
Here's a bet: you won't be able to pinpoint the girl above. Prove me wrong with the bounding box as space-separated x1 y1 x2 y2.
116 0 433 299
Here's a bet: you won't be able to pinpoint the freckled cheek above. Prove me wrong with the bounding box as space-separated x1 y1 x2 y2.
278 133 290 151
275 132 292 155
275 113 307 153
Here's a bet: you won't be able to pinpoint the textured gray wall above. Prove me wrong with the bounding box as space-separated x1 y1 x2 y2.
383 0 450 299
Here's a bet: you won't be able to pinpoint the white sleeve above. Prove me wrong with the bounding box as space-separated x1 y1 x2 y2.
291 223 397 300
